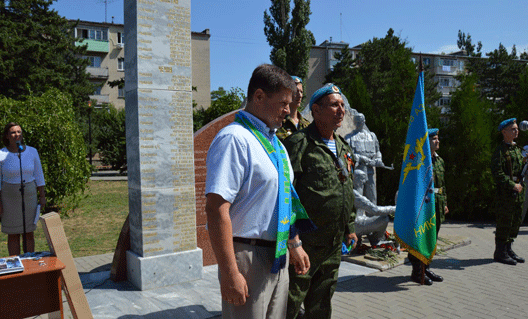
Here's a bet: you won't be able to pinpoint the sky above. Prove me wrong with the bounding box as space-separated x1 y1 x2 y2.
51 0 528 94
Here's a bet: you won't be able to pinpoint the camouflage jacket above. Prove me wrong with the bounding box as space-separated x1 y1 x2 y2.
491 142 524 198
432 153 447 221
283 123 355 248
276 112 311 142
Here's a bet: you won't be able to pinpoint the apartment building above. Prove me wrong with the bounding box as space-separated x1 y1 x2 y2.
72 20 211 109
307 39 468 114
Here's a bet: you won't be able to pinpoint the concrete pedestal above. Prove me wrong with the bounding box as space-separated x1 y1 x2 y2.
127 248 203 291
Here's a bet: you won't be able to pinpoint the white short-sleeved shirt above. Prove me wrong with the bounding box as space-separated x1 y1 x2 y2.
0 146 46 189
205 111 294 241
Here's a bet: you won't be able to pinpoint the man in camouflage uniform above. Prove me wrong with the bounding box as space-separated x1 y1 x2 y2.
276 76 311 141
284 85 357 319
409 128 448 285
491 118 525 265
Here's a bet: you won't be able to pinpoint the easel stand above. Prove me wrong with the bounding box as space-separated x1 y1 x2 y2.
41 212 94 319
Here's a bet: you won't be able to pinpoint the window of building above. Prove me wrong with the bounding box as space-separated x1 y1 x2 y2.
438 97 451 106
77 28 89 39
118 87 125 98
94 85 102 95
439 78 451 87
117 58 124 71
442 59 456 66
76 27 108 41
83 56 102 68
117 32 124 44
423 58 431 66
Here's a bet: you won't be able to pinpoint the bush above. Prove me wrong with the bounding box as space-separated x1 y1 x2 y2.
0 89 91 211
92 105 127 171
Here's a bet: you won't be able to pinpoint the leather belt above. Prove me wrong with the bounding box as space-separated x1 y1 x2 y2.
233 237 276 247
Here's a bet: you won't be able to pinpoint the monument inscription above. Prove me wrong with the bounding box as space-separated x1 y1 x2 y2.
124 0 202 290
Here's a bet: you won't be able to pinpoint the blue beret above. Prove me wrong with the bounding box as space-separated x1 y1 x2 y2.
428 128 439 137
309 84 342 108
498 118 516 131
291 76 302 84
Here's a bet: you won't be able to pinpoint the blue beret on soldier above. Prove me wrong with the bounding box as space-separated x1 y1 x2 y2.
309 84 342 108
498 118 516 132
428 128 439 137
291 76 302 84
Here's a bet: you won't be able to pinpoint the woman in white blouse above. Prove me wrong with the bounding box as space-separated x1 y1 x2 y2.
0 122 46 255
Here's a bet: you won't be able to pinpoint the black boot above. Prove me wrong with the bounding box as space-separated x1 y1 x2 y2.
506 242 525 263
410 258 433 286
425 266 443 282
494 241 517 265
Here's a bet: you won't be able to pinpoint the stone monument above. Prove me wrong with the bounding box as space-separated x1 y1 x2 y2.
124 0 202 290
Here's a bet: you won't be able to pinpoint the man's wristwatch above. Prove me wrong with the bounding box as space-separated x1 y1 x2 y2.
287 240 302 249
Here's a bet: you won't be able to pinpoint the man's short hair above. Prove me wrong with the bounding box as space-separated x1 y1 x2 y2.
247 64 296 102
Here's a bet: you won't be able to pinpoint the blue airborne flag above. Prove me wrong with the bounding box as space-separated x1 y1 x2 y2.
394 70 437 264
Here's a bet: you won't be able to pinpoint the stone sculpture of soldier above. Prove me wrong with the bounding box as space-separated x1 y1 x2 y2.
345 113 389 206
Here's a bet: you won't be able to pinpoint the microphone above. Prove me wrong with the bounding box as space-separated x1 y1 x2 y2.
16 141 23 152
520 120 528 131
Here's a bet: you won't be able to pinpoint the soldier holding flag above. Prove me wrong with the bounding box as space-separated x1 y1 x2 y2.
408 128 447 285
394 61 438 286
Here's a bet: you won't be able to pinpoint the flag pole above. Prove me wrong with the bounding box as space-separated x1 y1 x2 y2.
419 52 426 285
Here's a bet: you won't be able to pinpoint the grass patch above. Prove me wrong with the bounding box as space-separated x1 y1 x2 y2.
0 180 128 258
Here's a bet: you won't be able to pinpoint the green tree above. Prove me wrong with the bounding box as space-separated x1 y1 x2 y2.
442 75 495 220
0 0 93 110
264 0 315 80
457 30 482 57
193 87 245 132
0 89 91 211
458 31 525 114
475 44 525 113
510 66 528 147
93 105 127 171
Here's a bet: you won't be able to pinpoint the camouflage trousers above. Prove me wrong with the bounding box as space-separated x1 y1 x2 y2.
287 242 341 319
495 195 523 244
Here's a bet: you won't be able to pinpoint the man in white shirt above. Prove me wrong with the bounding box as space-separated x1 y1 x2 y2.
205 64 312 319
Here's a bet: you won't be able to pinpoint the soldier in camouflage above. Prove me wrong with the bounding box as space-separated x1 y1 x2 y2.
407 128 448 285
276 76 311 141
284 84 357 319
491 118 525 265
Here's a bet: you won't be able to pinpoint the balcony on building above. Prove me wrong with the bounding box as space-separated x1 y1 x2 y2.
74 24 110 53
86 66 109 79
89 94 110 105
75 39 109 53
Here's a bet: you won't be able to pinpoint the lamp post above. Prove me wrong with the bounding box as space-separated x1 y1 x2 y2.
88 100 93 166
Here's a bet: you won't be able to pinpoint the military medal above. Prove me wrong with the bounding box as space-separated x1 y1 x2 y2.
345 152 354 173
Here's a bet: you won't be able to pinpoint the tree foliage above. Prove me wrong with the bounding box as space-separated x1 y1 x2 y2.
264 0 315 80
0 89 91 211
326 29 441 205
457 30 482 57
510 65 528 147
193 87 245 132
0 0 93 111
441 75 495 220
93 105 127 171
458 31 526 114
